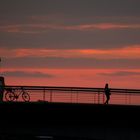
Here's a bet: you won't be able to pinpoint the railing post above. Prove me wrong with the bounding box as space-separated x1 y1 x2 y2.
70 88 72 103
129 93 131 105
126 89 131 105
98 90 100 104
43 88 45 101
50 90 52 102
93 93 95 104
76 91 78 103
125 89 127 105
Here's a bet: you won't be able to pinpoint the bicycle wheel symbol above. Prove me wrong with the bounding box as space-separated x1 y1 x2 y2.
5 91 15 101
5 89 30 102
22 92 30 102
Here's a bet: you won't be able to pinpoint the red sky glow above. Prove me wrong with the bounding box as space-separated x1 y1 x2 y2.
0 0 140 89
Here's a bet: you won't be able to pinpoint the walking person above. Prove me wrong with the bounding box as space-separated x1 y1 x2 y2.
104 83 111 104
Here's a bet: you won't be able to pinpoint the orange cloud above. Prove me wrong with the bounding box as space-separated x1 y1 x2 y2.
1 45 140 59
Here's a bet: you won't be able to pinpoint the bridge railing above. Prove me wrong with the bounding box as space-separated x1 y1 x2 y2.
3 86 140 105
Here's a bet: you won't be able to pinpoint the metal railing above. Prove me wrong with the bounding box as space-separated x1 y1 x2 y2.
3 86 140 105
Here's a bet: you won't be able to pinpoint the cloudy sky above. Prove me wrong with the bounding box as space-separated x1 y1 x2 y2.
0 0 140 88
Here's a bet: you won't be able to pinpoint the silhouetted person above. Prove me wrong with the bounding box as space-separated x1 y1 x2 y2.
0 76 5 102
104 83 111 104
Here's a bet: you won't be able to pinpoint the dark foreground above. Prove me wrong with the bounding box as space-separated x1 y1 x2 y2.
0 102 140 140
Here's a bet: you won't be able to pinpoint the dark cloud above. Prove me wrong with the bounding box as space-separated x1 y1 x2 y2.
0 1 140 50
98 71 140 76
1 28 140 49
1 0 140 18
2 71 54 78
3 57 140 69
0 0 140 28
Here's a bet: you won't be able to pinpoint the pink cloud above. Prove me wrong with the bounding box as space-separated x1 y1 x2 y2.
1 45 140 59
0 23 140 33
2 68 140 89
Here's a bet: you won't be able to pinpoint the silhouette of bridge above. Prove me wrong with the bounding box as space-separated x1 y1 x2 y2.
1 85 140 140
4 85 140 105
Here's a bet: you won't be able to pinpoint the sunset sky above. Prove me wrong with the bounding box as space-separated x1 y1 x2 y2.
0 0 140 89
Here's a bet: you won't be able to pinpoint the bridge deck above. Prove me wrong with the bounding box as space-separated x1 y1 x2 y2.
0 102 140 140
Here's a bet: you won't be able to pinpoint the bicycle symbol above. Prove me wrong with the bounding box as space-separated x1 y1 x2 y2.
5 87 30 102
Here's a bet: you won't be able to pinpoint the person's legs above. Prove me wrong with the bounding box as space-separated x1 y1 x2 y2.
106 95 110 104
104 97 107 104
106 99 108 104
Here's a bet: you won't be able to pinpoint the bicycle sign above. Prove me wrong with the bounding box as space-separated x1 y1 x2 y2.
5 87 30 102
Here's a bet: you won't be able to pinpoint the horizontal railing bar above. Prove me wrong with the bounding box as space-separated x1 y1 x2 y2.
3 85 140 94
4 85 140 91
